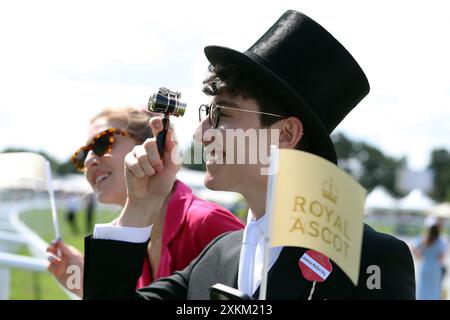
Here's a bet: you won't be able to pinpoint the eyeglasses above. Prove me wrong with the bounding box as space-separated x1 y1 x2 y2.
71 128 131 171
198 103 284 129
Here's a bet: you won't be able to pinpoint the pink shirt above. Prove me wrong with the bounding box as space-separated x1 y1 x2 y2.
136 180 244 287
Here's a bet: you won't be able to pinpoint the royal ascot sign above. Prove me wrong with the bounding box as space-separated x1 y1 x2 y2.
269 149 366 285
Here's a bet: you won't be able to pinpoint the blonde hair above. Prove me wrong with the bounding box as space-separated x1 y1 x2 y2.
90 106 153 144
90 106 177 144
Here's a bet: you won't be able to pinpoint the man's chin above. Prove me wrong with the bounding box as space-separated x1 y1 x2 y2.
204 169 226 190
204 171 218 190
204 171 238 193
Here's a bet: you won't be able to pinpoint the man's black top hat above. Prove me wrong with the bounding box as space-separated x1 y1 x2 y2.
204 10 370 164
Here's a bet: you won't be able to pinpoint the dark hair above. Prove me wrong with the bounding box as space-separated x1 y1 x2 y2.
202 63 310 151
426 224 440 247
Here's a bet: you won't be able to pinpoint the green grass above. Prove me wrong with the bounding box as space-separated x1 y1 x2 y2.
10 207 119 300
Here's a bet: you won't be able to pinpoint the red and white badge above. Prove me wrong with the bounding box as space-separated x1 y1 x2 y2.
298 250 333 282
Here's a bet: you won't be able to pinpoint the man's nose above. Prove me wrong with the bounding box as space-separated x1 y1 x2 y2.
193 119 209 144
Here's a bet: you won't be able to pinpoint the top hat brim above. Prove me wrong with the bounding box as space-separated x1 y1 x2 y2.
204 45 338 164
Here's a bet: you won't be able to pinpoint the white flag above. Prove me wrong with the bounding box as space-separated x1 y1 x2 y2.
0 152 61 240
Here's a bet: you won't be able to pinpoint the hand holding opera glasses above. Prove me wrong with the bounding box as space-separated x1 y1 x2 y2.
147 87 186 155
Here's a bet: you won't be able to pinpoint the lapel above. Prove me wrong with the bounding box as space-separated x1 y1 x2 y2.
310 258 355 300
253 246 313 300
226 232 242 288
204 231 354 300
192 230 243 295
253 247 355 300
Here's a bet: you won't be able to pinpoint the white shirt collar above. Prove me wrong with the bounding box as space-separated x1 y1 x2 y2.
243 209 267 242
238 209 282 297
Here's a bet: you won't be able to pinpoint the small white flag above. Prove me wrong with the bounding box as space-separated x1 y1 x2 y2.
0 152 61 240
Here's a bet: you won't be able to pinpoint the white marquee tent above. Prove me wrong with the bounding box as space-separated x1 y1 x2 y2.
427 202 450 219
365 186 398 210
398 189 436 212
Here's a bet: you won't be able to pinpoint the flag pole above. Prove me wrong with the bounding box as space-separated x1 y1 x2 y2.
259 145 279 300
46 160 61 241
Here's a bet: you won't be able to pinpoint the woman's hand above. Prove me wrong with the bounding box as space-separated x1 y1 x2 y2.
119 117 179 227
47 239 84 298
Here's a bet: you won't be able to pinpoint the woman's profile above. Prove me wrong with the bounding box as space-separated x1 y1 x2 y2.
47 106 244 297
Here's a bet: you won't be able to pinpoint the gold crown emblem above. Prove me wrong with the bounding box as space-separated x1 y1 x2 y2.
322 178 338 204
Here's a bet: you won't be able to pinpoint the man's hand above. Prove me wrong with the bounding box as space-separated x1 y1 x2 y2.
118 116 179 227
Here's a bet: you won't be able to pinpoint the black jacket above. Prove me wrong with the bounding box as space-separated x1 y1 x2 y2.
83 224 415 300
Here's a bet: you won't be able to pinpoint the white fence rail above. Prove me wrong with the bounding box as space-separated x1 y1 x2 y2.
0 200 79 300
0 252 48 271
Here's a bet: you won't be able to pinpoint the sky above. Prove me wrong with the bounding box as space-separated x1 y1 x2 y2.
0 0 449 171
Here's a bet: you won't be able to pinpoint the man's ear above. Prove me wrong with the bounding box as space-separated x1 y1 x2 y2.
274 116 304 149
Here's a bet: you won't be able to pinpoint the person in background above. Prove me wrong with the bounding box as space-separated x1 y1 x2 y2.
47 106 243 297
65 194 79 235
414 216 448 299
85 193 96 234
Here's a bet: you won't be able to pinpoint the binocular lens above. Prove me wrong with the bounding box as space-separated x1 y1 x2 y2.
148 88 186 117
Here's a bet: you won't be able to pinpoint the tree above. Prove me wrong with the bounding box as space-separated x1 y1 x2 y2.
1 148 79 175
56 158 79 175
332 133 406 196
429 148 450 202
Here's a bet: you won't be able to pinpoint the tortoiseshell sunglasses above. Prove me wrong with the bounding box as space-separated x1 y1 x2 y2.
71 128 131 171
